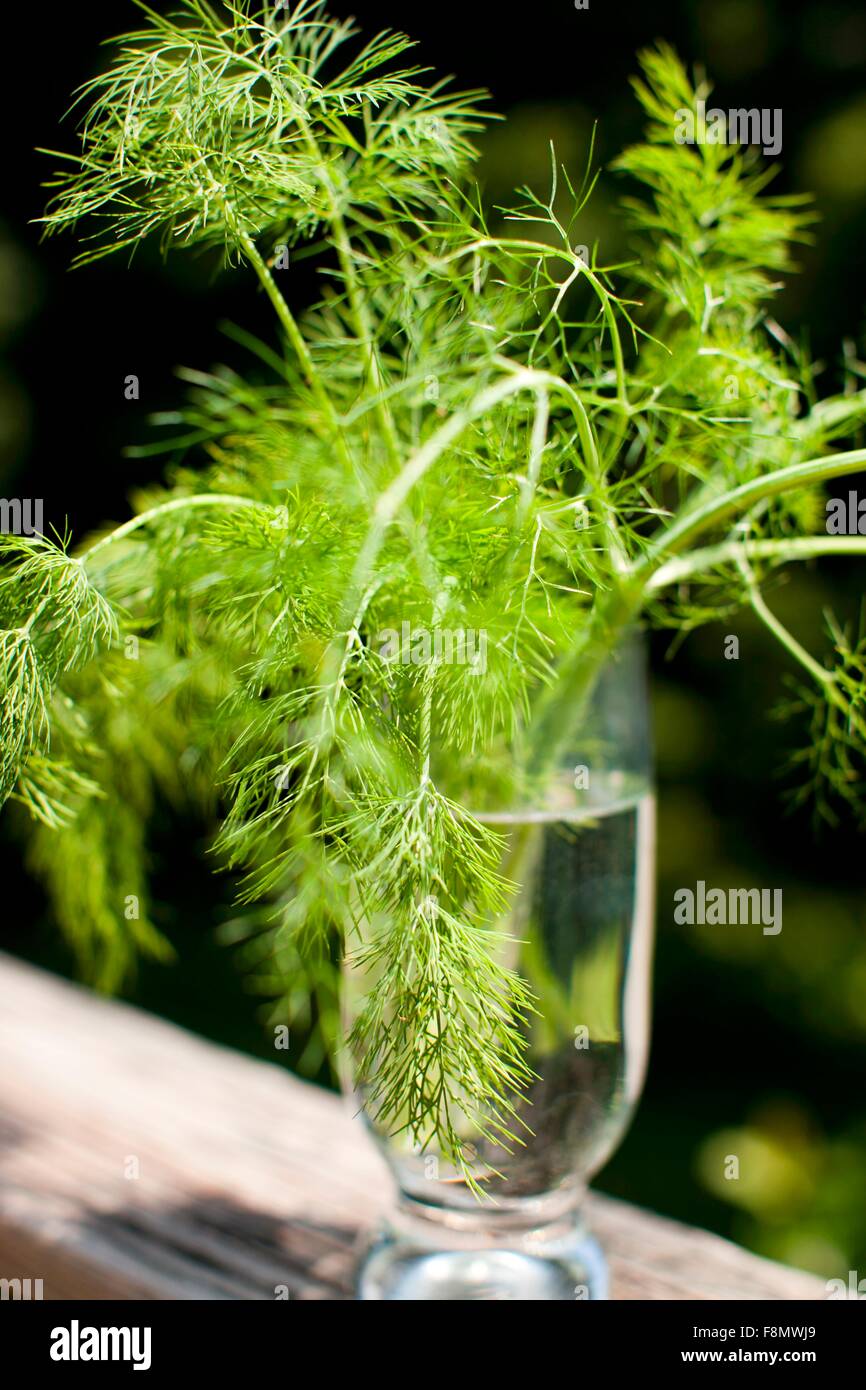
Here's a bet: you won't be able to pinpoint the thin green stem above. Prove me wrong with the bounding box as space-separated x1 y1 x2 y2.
80 493 266 565
237 227 364 487
650 535 866 589
328 205 441 595
293 118 401 464
521 575 645 773
737 556 866 744
237 230 322 401
295 122 441 596
633 449 866 578
445 237 630 406
345 368 564 622
419 584 453 785
737 554 831 687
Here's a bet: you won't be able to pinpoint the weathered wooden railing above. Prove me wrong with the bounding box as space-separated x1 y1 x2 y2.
0 953 823 1300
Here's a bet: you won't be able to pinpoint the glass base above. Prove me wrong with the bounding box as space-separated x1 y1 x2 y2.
357 1198 608 1301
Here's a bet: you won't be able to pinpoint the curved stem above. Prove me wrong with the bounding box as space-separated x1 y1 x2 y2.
736 555 866 744
650 535 866 589
80 493 266 565
736 554 831 688
634 449 866 579
445 237 630 406
345 368 565 617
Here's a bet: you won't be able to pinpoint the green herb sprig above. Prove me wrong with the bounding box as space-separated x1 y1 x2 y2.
4 2 865 1181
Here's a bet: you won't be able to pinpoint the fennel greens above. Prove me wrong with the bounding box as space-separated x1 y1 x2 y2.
3 2 865 1179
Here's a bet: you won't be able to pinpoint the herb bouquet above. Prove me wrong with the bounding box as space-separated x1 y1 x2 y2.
4 1 865 1298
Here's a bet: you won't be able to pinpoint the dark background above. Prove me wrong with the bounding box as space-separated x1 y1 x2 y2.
2 0 865 1278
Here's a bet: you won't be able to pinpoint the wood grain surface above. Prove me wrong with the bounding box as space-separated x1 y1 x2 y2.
0 953 825 1301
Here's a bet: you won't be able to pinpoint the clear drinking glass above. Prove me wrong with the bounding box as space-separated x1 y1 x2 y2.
343 635 655 1300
